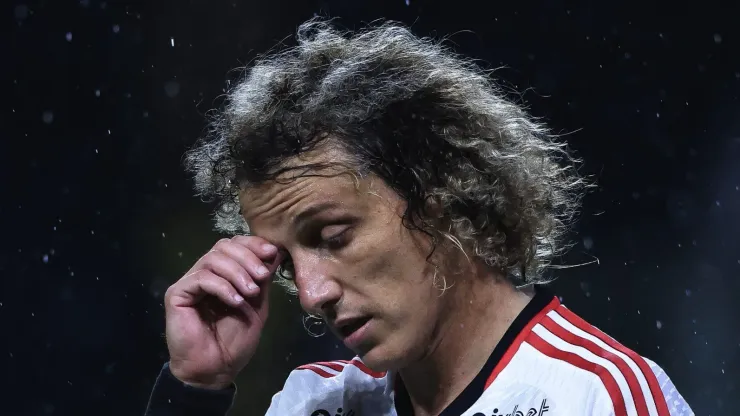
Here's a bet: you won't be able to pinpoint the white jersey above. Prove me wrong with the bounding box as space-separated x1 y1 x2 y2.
265 292 693 416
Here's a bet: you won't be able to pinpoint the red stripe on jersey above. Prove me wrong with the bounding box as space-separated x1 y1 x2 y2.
297 364 335 378
557 306 671 416
311 361 346 372
484 297 561 389
527 331 628 416
541 315 650 415
338 359 387 378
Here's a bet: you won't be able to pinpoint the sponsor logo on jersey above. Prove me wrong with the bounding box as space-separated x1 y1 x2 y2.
310 408 355 416
472 398 550 416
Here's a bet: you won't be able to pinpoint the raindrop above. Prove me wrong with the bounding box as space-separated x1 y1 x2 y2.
14 4 29 21
42 111 54 124
95 89 101 97
582 236 594 250
164 80 180 98
656 320 662 329
80 0 90 6
170 37 175 47
685 289 692 297
405 0 410 5
42 254 49 263
65 32 73 42
105 362 116 374
713 33 722 44
112 24 120 33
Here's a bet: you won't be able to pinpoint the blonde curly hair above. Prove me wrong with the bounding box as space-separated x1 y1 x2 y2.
184 18 588 289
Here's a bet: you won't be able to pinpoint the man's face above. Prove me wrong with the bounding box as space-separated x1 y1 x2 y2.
239 152 449 371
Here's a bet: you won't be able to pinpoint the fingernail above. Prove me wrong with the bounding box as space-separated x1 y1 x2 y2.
256 266 269 276
262 244 276 253
233 294 244 303
247 282 258 291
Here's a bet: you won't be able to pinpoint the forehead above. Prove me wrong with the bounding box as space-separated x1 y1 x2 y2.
238 146 375 241
241 170 357 220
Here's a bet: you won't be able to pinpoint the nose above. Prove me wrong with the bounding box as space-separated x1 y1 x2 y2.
292 253 342 316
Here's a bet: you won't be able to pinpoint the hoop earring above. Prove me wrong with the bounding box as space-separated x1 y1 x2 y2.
302 314 326 337
432 265 454 296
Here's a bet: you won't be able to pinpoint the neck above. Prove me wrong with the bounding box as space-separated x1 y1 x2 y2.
397 268 534 416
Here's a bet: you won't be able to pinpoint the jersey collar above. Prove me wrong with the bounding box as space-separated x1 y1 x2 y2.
392 286 558 416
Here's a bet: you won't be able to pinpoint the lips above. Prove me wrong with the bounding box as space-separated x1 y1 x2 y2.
336 316 371 338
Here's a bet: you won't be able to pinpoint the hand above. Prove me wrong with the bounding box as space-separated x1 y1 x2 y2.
164 236 283 389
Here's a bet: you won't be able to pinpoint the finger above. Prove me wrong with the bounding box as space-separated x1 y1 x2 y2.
167 269 245 309
200 250 261 296
213 240 277 284
229 235 279 261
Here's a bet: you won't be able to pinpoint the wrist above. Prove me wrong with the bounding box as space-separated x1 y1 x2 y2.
168 362 234 390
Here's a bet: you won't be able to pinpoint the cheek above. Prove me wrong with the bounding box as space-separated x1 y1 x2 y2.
356 236 430 288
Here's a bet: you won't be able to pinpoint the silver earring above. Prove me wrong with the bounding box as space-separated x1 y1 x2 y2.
432 265 453 296
302 314 326 337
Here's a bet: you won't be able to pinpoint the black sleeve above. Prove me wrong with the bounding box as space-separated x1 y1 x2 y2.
144 362 236 416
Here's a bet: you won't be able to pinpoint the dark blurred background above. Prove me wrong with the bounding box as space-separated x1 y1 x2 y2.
4 0 739 415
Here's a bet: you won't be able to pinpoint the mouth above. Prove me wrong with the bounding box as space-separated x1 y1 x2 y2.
337 316 371 339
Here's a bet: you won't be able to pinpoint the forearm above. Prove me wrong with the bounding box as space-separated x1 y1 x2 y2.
145 363 236 416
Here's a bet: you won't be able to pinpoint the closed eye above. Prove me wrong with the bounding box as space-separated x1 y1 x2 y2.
299 217 356 249
321 226 351 249
278 224 353 280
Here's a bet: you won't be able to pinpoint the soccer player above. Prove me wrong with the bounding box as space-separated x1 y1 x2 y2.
145 19 693 416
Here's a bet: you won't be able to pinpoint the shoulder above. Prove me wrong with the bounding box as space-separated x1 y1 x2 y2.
293 357 388 381
511 301 692 415
266 357 390 414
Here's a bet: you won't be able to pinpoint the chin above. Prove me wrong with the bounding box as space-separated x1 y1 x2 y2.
356 339 418 373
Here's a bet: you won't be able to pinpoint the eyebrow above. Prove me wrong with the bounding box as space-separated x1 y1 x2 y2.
292 201 344 230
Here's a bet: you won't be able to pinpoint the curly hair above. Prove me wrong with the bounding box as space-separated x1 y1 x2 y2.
184 18 587 289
